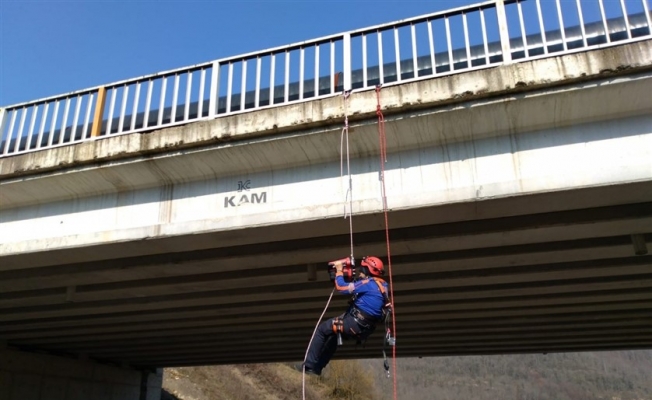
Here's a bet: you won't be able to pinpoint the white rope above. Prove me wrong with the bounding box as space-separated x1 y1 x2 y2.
302 288 335 400
339 91 354 258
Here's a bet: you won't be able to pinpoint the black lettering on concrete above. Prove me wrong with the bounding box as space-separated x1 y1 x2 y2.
224 192 267 208
224 196 235 208
238 195 250 206
237 180 251 192
252 192 267 204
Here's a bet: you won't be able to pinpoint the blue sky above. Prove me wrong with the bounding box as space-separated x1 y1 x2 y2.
1 0 484 106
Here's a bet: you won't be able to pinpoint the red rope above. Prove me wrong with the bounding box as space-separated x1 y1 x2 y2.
376 85 398 400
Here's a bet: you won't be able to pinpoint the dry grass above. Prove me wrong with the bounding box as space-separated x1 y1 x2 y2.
162 360 380 400
162 351 652 400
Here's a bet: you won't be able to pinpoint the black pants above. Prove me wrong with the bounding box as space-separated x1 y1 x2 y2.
304 313 375 374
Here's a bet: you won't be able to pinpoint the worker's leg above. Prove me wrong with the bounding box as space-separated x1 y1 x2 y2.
318 314 376 373
304 317 336 374
315 332 338 373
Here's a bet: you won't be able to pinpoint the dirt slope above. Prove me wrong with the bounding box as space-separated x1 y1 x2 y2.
162 351 652 400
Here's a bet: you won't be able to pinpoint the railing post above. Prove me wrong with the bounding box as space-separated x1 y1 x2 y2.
343 33 352 92
209 61 220 118
0 108 7 156
0 108 6 138
495 0 513 63
642 0 652 36
91 87 107 138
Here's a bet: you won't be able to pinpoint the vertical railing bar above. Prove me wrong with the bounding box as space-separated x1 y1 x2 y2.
157 77 167 126
14 108 27 152
394 27 401 81
314 45 320 97
555 0 568 51
496 0 513 62
82 93 93 140
37 102 49 147
299 47 305 100
480 9 490 64
118 86 129 133
107 89 117 136
71 96 82 140
575 0 588 48
642 0 652 36
362 34 368 87
378 30 385 84
427 19 436 74
131 83 141 131
619 0 632 39
463 12 472 67
330 40 335 94
445 16 454 71
597 0 611 43
171 74 180 123
58 98 71 145
343 33 351 91
144 80 153 128
410 23 418 78
90 87 106 138
270 53 276 105
284 51 290 103
47 101 60 146
199 68 206 117
226 63 234 113
0 109 6 152
535 0 549 54
3 111 17 154
255 57 261 106
241 59 248 111
517 1 528 56
184 72 192 121
26 105 39 150
209 61 219 117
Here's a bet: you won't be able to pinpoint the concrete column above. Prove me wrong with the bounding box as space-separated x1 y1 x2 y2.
0 348 161 400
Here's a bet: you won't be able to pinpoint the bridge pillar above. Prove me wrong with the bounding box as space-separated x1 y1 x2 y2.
0 348 162 400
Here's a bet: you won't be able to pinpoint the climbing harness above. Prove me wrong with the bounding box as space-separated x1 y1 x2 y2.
376 84 398 400
332 316 345 345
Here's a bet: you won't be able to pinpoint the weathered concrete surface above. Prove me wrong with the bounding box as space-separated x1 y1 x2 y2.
0 113 651 258
0 348 161 400
0 40 651 367
1 40 651 180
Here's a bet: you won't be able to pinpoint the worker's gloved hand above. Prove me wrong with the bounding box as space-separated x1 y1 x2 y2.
328 257 351 270
328 257 353 281
327 261 342 281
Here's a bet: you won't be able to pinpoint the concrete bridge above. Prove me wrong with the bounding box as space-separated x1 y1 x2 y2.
1 1 652 398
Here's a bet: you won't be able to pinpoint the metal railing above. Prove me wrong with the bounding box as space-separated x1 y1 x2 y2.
1 0 650 158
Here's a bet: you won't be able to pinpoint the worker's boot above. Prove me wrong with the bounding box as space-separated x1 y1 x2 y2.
293 363 320 376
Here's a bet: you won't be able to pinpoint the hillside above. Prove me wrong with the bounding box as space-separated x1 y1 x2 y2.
161 351 652 400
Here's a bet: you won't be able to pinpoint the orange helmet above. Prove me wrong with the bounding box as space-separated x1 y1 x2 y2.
361 256 384 277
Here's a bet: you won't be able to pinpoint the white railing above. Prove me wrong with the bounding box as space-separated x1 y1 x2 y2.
1 0 650 158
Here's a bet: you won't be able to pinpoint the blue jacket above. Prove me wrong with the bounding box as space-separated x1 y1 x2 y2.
335 274 388 319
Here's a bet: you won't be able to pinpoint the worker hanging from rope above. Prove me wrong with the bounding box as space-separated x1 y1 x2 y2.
295 256 392 376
